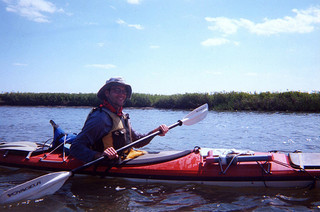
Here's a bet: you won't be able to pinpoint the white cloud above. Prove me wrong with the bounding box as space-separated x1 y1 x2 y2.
13 62 28 66
205 17 239 35
201 38 230 46
86 64 116 70
116 19 144 30
127 0 141 5
116 19 126 25
205 6 320 36
97 42 105 47
3 0 64 23
85 22 99 26
128 24 144 30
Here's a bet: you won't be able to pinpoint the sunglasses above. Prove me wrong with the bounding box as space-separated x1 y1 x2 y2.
110 88 127 95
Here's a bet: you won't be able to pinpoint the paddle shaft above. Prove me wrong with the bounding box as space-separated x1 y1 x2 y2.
71 120 183 173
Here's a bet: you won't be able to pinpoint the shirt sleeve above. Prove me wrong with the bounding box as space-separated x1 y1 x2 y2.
70 110 112 162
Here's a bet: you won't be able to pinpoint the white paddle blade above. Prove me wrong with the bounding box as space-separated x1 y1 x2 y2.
0 171 72 204
181 103 208 126
0 146 37 152
0 141 39 152
0 141 38 148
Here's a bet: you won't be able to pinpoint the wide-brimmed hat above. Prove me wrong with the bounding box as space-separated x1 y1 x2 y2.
97 77 132 100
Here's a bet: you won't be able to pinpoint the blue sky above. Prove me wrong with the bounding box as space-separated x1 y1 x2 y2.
0 0 319 95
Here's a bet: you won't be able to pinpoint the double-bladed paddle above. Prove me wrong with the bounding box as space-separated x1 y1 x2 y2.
0 103 208 204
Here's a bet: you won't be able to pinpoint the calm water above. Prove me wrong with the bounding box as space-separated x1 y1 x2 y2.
0 106 320 211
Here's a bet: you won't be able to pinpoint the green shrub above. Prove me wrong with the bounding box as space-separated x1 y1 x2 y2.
0 91 319 112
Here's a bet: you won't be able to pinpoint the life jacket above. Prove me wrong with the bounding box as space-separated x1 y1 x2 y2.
96 107 132 158
90 107 145 160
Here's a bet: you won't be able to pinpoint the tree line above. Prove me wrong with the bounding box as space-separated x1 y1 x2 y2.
0 91 319 112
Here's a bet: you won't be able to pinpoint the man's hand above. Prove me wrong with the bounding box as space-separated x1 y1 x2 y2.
103 147 119 159
157 124 169 136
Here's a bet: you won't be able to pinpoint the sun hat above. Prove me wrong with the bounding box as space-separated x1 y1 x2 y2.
97 77 132 100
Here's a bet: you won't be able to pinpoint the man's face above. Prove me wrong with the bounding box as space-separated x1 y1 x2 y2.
105 85 127 108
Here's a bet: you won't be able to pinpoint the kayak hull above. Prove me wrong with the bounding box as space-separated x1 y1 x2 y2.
0 148 319 188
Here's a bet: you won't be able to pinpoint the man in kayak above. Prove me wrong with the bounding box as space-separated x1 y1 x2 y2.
70 77 169 163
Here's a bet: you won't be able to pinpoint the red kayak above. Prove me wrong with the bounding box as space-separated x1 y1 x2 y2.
1 143 319 189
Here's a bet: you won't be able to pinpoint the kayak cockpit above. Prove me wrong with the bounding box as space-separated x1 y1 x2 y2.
122 150 192 165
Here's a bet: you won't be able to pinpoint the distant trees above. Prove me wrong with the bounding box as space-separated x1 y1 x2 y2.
0 91 319 112
0 93 100 107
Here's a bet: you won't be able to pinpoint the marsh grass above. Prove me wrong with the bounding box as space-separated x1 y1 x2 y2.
1 91 319 112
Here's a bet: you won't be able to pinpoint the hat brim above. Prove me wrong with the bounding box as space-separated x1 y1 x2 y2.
97 82 132 100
